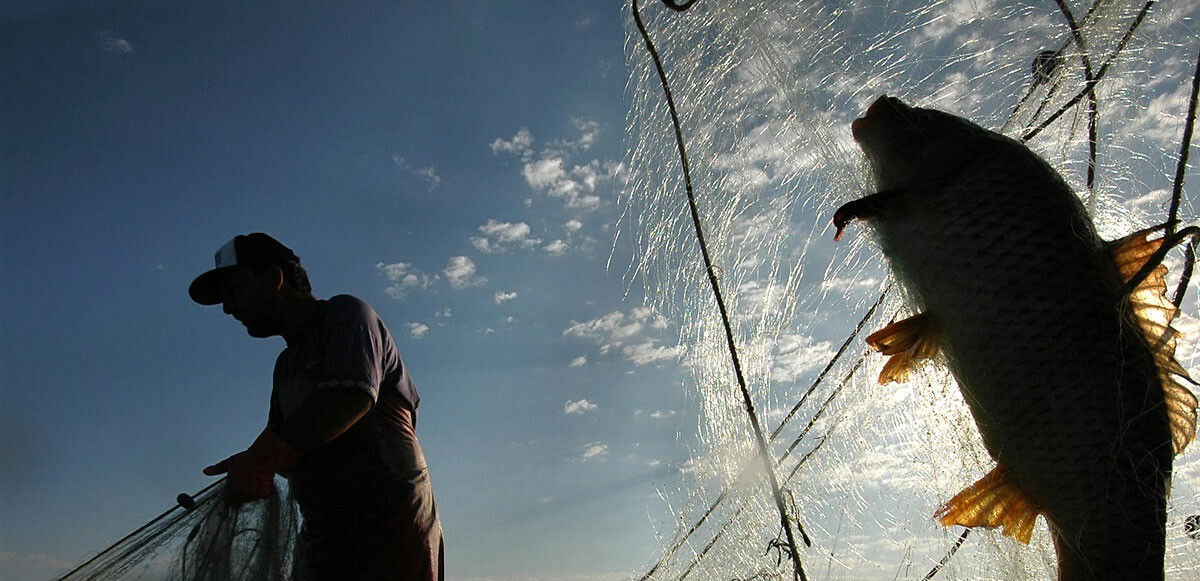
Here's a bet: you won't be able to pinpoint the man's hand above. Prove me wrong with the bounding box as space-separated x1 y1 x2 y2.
204 428 300 503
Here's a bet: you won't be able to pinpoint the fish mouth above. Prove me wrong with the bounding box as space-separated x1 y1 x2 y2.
851 94 901 143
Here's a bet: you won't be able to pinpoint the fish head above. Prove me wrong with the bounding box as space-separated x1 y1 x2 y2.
853 95 995 190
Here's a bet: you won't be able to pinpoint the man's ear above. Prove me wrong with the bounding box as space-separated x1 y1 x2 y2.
265 266 285 292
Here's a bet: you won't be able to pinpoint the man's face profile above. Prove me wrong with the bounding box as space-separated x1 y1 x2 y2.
218 266 281 338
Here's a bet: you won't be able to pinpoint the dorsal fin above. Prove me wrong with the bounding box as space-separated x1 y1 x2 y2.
865 313 941 384
935 465 1041 544
1110 230 1199 454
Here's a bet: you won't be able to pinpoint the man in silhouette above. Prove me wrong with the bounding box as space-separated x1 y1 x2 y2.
191 233 444 580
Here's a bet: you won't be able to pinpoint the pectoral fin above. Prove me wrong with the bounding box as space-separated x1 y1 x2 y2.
865 313 941 384
833 189 903 241
935 465 1042 545
1109 230 1199 454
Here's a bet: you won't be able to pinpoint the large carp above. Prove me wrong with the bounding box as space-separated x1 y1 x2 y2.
833 95 1198 580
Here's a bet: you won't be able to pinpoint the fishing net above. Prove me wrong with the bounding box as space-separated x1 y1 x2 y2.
622 0 1200 579
55 480 298 581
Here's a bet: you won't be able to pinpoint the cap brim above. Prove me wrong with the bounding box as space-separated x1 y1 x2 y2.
188 267 236 305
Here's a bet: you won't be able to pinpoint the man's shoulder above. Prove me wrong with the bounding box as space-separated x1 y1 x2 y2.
323 294 381 324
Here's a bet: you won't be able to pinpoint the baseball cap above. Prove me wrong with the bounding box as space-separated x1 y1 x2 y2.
189 233 301 305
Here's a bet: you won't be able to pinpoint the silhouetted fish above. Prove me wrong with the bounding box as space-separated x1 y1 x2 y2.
834 95 1198 580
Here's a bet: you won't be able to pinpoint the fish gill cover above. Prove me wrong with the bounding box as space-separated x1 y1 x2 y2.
622 1 1199 580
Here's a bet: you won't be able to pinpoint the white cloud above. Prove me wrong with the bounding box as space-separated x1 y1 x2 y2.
569 356 588 367
543 239 569 256
495 121 617 213
490 128 534 158
564 219 583 233
407 322 430 339
771 334 837 384
414 167 441 190
469 237 497 254
493 291 518 305
393 156 441 191
472 219 539 254
649 410 676 419
564 399 598 414
523 157 566 189
580 442 609 462
434 308 452 319
519 157 613 213
564 308 679 367
570 117 602 150
99 31 132 54
443 256 486 289
376 262 437 299
623 341 683 366
821 275 882 293
480 219 533 243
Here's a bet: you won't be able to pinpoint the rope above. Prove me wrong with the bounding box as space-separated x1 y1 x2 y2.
1022 1 1154 142
1168 46 1200 239
631 1 807 579
922 529 972 581
53 479 225 581
1052 0 1100 202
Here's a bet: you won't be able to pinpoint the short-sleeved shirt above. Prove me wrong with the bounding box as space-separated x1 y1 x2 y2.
269 295 435 521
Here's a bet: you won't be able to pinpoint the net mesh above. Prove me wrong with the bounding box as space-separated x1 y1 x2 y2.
622 1 1200 579
56 481 298 581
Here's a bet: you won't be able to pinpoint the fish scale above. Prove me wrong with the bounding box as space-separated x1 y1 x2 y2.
834 95 1191 580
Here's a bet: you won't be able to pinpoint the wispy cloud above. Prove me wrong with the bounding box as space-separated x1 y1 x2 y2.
543 239 569 257
569 356 588 367
407 322 430 339
98 30 133 54
564 399 598 414
580 442 609 462
443 256 486 290
377 262 438 299
492 124 619 213
490 128 534 159
563 307 679 367
493 291 518 304
622 342 682 366
770 333 836 384
471 219 539 254
649 410 676 419
393 155 441 191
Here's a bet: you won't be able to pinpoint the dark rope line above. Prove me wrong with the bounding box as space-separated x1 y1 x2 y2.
632 1 808 579
1168 46 1200 238
677 350 871 581
922 529 972 581
638 489 730 581
1052 0 1100 197
639 291 889 579
782 351 870 469
1004 0 1107 132
679 501 751 580
1176 243 1196 310
1022 1 1155 142
770 285 892 441
53 479 226 581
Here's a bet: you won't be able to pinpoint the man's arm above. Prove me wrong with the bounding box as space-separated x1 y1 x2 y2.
204 389 372 502
275 388 373 453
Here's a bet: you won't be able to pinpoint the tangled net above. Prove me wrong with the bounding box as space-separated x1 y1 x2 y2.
55 480 297 581
622 1 1200 579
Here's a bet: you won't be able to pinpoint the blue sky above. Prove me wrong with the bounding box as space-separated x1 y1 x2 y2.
5 1 1200 580
1 2 694 579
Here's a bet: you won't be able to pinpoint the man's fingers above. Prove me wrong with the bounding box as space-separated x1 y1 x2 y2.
203 458 230 476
